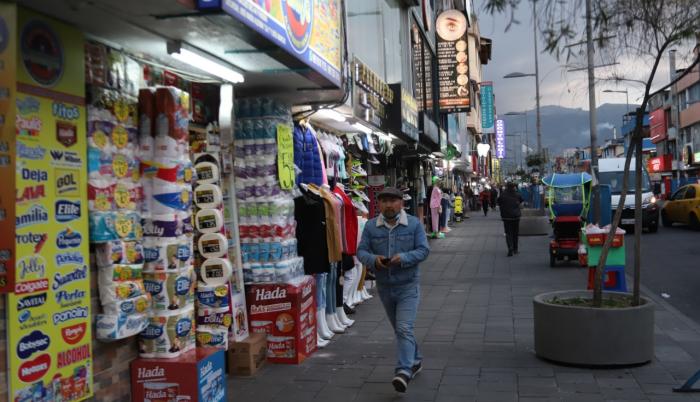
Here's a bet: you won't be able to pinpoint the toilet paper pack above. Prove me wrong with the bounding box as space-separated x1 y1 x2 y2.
143 266 195 312
143 236 193 273
94 240 144 267
196 283 230 309
142 212 193 238
195 326 229 349
96 313 149 342
139 305 195 358
101 293 152 316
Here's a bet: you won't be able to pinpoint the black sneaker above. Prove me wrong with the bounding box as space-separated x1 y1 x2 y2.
343 303 356 315
507 250 513 257
411 361 423 378
392 373 410 393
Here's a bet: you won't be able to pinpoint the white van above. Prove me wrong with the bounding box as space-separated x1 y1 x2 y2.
597 158 660 233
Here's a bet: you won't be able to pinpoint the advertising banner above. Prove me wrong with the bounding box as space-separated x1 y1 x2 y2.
0 3 17 293
649 108 667 143
495 119 506 159
480 82 494 134
222 0 342 86
436 9 469 113
7 9 93 401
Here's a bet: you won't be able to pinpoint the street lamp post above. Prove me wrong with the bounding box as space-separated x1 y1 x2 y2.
602 89 630 114
504 111 530 166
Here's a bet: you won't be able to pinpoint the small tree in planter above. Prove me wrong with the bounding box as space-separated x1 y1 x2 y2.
484 0 700 365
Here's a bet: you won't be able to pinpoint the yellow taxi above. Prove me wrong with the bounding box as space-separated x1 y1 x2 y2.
661 184 700 229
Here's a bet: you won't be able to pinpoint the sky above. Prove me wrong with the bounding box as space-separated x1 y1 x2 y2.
474 0 695 115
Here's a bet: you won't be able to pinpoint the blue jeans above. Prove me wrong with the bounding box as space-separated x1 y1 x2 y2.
378 282 422 376
325 264 337 314
316 273 326 311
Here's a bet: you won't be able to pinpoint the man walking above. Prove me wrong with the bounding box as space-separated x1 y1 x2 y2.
357 187 430 393
479 187 491 216
497 182 524 256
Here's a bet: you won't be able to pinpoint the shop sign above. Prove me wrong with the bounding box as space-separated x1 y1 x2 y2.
7 9 92 401
495 119 506 159
352 57 393 129
436 9 469 113
421 114 439 146
411 21 433 111
222 0 342 86
647 155 672 173
401 87 419 141
480 82 494 134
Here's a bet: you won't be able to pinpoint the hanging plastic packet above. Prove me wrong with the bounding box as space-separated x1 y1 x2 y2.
196 308 233 327
139 305 195 359
196 326 229 349
142 212 193 238
143 236 193 272
101 293 152 316
90 211 142 242
196 282 230 309
96 313 149 342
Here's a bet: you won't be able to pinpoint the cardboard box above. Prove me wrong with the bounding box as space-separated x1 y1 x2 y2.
227 332 267 376
131 348 226 402
245 276 317 364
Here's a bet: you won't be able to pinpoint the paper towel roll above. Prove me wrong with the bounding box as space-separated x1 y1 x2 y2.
193 183 223 209
155 86 190 142
194 161 220 184
195 208 224 234
199 257 232 286
151 180 192 214
197 233 227 259
154 134 189 159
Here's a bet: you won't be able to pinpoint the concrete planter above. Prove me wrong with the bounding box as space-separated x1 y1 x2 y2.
520 209 550 236
534 290 654 366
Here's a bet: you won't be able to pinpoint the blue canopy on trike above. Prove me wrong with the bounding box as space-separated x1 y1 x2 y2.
542 173 593 219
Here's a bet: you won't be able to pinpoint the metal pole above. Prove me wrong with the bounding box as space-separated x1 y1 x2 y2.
533 0 544 208
625 90 629 114
586 0 600 224
670 49 681 183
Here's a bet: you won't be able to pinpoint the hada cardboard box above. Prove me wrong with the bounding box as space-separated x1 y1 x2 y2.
245 275 316 364
227 332 267 376
131 348 226 402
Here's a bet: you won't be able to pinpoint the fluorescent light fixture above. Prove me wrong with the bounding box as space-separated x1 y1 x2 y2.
168 42 244 83
352 122 373 134
315 109 347 122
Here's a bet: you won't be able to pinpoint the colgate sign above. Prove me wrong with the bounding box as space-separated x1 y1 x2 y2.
15 278 49 295
18 353 51 383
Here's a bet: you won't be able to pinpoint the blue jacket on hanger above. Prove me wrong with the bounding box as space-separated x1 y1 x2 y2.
293 124 323 185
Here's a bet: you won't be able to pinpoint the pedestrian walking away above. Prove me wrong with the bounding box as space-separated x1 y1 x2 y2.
357 187 430 393
490 186 499 210
479 188 491 216
497 182 524 256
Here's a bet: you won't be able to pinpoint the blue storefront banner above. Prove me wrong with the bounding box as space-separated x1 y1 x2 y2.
481 82 495 134
197 0 222 9
221 0 342 87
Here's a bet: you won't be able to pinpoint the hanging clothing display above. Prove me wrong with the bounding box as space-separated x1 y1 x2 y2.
293 123 324 185
294 186 331 274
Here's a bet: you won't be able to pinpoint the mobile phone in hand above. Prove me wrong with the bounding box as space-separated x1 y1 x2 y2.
381 257 391 265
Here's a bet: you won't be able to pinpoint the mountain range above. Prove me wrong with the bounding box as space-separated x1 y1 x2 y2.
499 103 635 157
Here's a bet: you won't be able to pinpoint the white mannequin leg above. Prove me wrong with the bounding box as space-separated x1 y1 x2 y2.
326 313 346 333
317 310 333 340
317 333 330 348
337 306 354 327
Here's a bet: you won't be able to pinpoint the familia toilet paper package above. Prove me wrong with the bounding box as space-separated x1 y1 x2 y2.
143 236 193 272
139 305 195 358
96 313 149 342
143 266 196 312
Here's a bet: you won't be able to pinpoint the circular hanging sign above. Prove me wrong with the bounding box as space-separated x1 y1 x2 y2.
281 0 313 54
436 9 467 42
20 20 64 87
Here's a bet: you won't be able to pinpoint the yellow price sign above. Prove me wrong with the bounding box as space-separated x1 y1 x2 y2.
93 129 108 149
115 214 133 238
276 124 295 190
113 154 129 178
112 125 128 149
114 183 131 209
114 100 129 122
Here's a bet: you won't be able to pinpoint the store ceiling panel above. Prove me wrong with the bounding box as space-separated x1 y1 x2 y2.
17 0 345 105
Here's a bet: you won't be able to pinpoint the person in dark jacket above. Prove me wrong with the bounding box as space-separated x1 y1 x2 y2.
479 188 491 216
489 187 498 210
497 182 524 256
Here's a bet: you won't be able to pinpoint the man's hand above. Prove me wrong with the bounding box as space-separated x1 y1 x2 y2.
390 254 401 267
375 255 389 270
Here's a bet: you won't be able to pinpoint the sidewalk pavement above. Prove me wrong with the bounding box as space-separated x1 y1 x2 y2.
229 214 700 402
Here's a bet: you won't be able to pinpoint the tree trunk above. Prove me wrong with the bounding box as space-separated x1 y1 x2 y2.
633 120 643 306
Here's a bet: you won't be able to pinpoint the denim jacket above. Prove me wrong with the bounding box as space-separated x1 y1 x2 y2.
357 211 430 286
